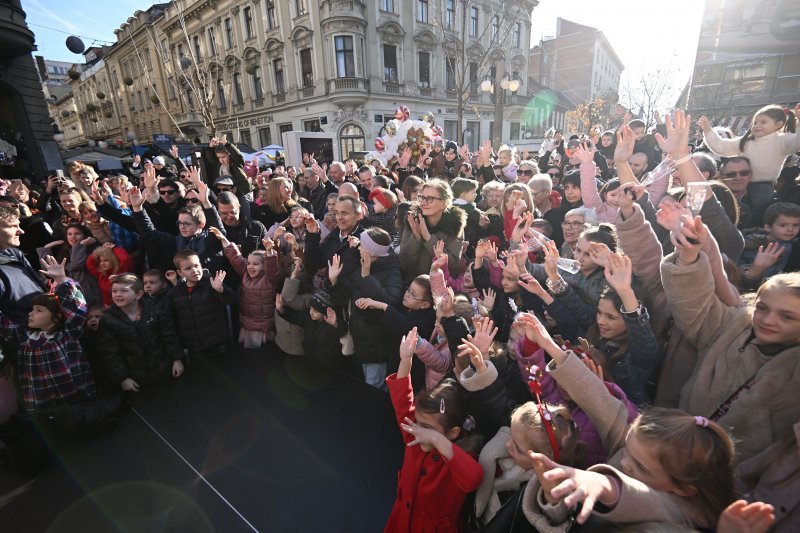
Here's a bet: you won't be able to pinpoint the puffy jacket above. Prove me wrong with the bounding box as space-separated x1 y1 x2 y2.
399 206 466 283
97 299 184 385
329 253 403 364
304 222 366 277
170 274 236 350
86 245 135 307
278 306 346 369
223 243 278 333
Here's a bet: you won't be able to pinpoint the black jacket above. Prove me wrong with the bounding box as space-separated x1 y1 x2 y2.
305 180 339 220
202 143 252 194
223 216 267 258
304 222 366 277
144 198 184 235
97 299 183 385
170 274 236 350
329 253 403 364
278 307 346 369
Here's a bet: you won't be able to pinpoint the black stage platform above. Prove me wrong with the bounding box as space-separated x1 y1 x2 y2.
0 348 404 532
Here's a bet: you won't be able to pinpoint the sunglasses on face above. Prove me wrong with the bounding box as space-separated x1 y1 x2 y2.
722 170 751 179
518 169 534 177
159 189 178 196
185 197 200 204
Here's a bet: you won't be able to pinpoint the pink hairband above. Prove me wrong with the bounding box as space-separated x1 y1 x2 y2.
694 416 709 427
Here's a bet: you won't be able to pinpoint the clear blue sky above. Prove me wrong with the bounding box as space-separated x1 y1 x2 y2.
26 0 705 107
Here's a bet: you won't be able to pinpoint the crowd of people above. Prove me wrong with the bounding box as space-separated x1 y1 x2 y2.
1 104 799 531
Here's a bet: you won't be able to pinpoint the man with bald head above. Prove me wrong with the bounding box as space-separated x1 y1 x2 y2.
629 152 649 180
328 161 346 186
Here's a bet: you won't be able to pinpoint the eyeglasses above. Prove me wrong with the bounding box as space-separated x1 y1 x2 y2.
518 169 534 177
219 210 239 218
185 198 200 204
722 170 751 179
177 221 196 228
159 190 178 196
561 221 585 229
418 195 443 205
405 287 426 301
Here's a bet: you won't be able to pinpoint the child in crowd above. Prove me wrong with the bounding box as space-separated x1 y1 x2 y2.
366 187 398 239
276 289 345 369
211 227 279 348
740 201 800 285
451 177 485 254
170 249 236 359
97 274 184 392
274 257 315 357
0 256 94 413
385 327 483 532
496 144 519 182
37 222 103 306
86 243 135 307
142 269 171 315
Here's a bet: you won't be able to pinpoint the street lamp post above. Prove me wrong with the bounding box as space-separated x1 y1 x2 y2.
481 74 520 147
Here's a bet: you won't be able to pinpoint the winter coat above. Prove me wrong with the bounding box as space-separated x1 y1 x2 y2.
703 128 800 185
274 277 312 356
399 206 466 283
36 244 102 307
0 247 48 325
305 180 339 220
143 198 183 235
278 306 346 369
223 243 278 333
661 251 800 465
385 373 483 533
132 207 226 274
202 142 252 193
250 200 292 230
223 216 267 258
97 299 183 386
170 274 236 351
86 246 135 307
329 253 403 364
304 222 366 277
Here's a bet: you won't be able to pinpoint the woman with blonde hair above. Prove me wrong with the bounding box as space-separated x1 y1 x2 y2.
251 176 297 230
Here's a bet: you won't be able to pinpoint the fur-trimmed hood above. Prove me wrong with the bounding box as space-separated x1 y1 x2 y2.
405 204 467 238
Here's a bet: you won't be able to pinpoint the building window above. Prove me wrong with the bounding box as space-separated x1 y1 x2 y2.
418 52 430 85
444 120 457 140
446 57 456 91
513 22 521 48
383 45 398 82
279 123 293 136
510 122 520 140
273 59 285 94
251 67 263 100
300 49 314 87
186 88 194 109
160 39 169 61
266 1 277 29
233 72 244 104
418 0 428 23
446 0 455 29
243 7 254 39
334 36 355 78
258 127 272 147
304 119 321 132
470 7 479 37
295 0 307 16
193 36 202 60
465 121 480 147
216 79 226 108
224 18 234 48
208 27 218 56
492 15 500 42
167 77 177 100
469 62 478 94
339 123 365 159
380 0 394 12
240 130 252 146
176 45 184 60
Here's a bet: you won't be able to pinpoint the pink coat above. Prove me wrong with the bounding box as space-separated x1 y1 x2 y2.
224 244 279 333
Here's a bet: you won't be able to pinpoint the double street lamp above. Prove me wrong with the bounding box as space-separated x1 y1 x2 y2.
481 75 520 147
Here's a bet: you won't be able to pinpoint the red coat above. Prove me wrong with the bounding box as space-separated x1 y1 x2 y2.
86 246 135 307
385 374 483 533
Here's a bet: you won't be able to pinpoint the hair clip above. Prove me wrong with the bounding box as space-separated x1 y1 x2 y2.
694 416 709 427
508 297 518 314
439 398 446 414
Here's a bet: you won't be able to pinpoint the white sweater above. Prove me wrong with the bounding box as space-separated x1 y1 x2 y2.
703 129 800 183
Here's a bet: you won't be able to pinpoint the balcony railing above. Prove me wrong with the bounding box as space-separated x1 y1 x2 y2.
301 86 315 98
328 77 369 91
419 86 433 97
273 92 286 104
383 81 403 94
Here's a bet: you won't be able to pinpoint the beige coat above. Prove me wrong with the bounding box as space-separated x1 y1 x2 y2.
274 277 311 356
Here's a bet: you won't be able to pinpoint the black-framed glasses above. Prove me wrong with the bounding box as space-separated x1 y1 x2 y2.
561 221 584 229
177 220 195 228
722 170 751 179
159 189 178 196
518 169 535 177
418 195 443 205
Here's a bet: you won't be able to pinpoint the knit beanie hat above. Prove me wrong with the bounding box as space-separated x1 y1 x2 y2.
310 290 334 315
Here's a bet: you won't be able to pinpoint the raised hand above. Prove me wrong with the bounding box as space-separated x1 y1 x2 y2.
697 115 711 133
397 147 412 168
467 316 498 356
588 242 613 268
407 213 422 240
360 250 373 277
542 240 561 280
399 327 418 362
654 109 691 159
80 237 96 247
169 144 179 158
485 240 499 263
574 141 596 165
284 232 297 247
165 270 178 286
275 293 284 313
432 239 445 259
481 287 496 310
580 354 604 382
261 237 275 253
717 500 775 533
324 307 338 326
400 417 444 449
128 186 146 211
291 256 303 278
142 165 158 190
209 226 229 246
210 270 226 292
672 214 708 262
305 215 321 234
328 254 343 285
347 235 360 249
431 252 448 272
417 214 431 241
273 225 287 240
187 165 202 185
456 339 487 373
752 242 785 271
38 255 68 284
518 272 546 297
614 124 636 162
604 253 633 294
510 211 534 244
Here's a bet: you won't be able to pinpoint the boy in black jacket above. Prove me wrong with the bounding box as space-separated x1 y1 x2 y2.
97 274 185 392
275 289 345 369
142 268 172 316
170 249 236 360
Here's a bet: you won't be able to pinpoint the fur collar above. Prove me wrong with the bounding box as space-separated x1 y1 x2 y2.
406 205 467 237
